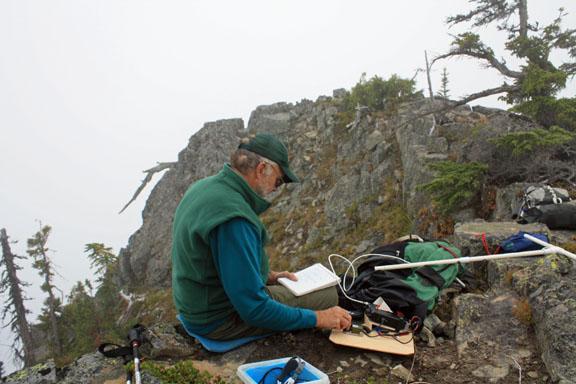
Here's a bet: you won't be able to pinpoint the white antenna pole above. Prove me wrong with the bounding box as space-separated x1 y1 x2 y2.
374 234 576 271
522 233 576 261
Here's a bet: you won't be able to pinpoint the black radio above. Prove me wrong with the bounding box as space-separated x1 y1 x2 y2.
365 305 408 332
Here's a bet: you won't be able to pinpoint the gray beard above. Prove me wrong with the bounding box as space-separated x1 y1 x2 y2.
254 184 266 197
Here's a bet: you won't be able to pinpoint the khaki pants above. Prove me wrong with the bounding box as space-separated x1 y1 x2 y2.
205 285 338 340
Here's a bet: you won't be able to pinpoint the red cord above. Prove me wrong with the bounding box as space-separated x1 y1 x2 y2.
481 232 500 255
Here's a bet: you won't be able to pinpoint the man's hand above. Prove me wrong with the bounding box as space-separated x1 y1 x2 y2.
267 270 298 285
315 306 352 330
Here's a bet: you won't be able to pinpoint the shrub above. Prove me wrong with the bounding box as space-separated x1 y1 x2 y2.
419 161 488 213
491 126 575 157
342 73 419 114
512 96 576 131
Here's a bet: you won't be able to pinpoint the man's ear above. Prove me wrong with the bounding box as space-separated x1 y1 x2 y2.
254 161 267 179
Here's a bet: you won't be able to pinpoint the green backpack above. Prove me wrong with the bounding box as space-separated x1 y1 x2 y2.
402 241 462 311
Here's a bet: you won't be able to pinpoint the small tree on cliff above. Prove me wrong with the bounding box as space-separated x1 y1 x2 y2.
27 224 63 356
85 243 117 288
84 242 119 320
86 243 120 336
0 228 34 367
437 68 450 99
433 0 575 129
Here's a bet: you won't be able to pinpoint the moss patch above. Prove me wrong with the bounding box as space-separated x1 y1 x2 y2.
141 360 226 384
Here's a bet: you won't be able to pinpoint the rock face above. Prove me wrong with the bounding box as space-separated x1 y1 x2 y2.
513 252 576 382
4 361 57 384
451 221 576 383
4 356 131 384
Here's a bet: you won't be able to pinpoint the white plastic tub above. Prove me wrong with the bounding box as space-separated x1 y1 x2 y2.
237 357 329 384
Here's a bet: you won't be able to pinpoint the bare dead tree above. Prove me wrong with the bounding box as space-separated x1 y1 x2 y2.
424 50 435 101
119 161 176 214
0 229 34 367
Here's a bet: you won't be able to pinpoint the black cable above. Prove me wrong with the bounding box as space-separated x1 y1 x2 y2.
362 328 414 344
393 333 414 344
257 367 282 384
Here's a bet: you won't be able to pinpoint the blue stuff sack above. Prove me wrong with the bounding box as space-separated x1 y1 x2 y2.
499 231 548 253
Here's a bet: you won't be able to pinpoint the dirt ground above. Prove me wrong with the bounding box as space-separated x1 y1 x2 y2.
176 291 552 384
210 290 551 384
235 327 549 384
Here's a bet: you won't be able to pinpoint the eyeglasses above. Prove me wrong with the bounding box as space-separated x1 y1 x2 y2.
261 159 284 188
273 172 284 188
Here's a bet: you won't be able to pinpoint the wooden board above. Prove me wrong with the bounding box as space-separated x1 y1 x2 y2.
329 319 414 355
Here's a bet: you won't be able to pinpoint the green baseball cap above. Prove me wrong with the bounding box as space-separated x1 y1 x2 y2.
238 133 300 183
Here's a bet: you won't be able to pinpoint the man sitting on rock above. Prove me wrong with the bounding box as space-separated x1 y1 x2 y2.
172 132 352 340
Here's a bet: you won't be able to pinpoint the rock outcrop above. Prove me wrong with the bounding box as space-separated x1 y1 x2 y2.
452 221 576 383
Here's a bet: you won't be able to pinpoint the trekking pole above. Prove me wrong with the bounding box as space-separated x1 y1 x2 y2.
374 234 576 271
128 324 145 384
125 363 133 384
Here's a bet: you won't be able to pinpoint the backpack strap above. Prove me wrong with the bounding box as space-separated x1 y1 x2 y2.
545 185 564 204
415 267 445 288
436 242 459 258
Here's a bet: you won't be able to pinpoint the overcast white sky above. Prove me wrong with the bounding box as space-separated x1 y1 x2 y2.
0 0 574 373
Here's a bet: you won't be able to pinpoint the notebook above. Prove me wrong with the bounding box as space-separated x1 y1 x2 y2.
278 263 340 297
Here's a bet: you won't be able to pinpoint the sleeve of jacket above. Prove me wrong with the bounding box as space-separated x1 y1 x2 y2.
209 217 316 331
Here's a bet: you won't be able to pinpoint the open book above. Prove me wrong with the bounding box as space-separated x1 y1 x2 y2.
278 263 341 297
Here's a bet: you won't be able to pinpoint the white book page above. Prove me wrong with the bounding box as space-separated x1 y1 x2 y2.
278 263 340 296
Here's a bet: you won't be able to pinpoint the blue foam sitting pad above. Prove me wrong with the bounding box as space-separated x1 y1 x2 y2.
177 314 270 353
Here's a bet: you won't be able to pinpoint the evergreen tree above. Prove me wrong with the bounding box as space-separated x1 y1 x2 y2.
0 228 34 367
48 243 123 361
26 224 62 356
60 280 100 357
419 161 489 213
84 243 117 288
433 0 575 128
0 360 4 380
84 243 120 338
438 67 450 98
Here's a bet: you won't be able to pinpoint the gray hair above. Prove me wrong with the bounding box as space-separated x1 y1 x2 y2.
231 148 263 175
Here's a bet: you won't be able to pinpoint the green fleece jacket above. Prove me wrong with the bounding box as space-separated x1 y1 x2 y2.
171 164 271 326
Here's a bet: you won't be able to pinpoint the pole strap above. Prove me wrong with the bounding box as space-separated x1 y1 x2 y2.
98 343 133 360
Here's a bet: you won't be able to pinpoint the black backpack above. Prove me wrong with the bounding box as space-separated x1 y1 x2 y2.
514 185 573 228
338 239 463 323
525 203 576 230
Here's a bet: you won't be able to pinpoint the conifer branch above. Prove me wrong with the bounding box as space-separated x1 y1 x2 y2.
432 46 522 79
403 83 521 126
